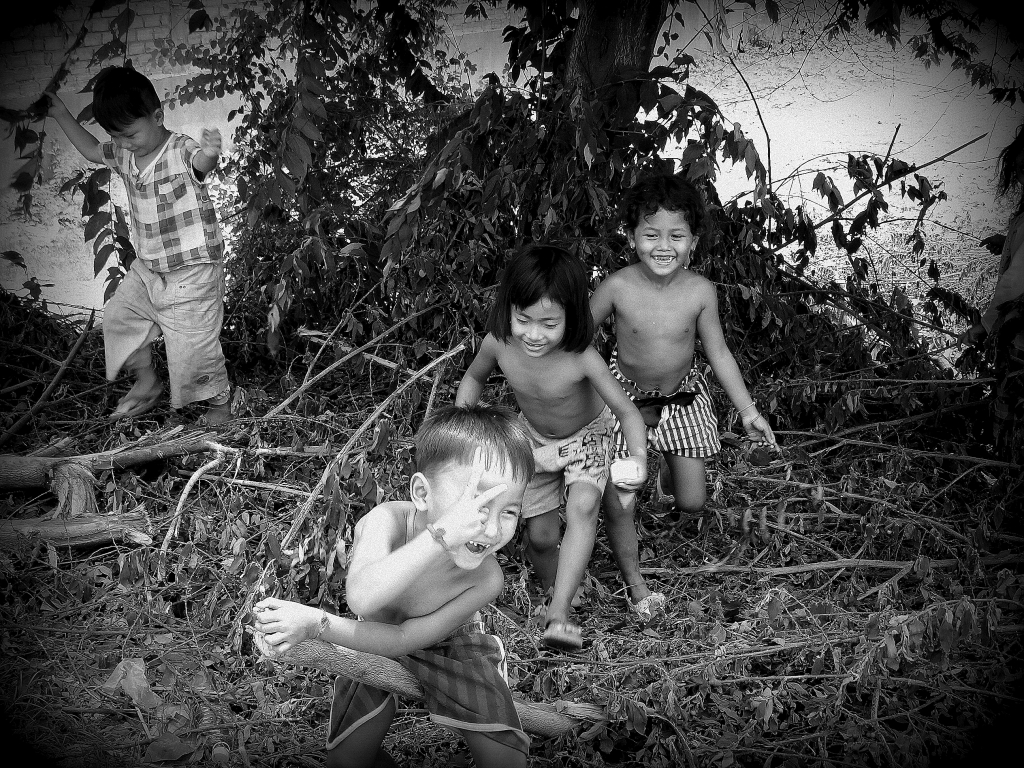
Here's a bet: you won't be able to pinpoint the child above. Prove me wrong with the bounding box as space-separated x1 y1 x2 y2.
255 404 535 768
45 66 231 424
455 244 649 651
591 173 776 621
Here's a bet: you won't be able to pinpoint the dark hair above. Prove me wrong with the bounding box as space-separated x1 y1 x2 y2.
618 173 707 235
92 66 161 132
415 404 535 483
997 124 1024 216
485 244 595 354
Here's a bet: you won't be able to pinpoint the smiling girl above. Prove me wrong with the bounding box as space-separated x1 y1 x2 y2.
456 244 648 651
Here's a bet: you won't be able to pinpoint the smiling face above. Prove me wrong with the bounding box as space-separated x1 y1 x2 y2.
510 295 566 357
106 110 167 158
628 207 699 277
417 458 527 570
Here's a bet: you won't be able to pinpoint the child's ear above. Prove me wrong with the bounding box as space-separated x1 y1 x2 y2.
152 108 165 126
409 472 431 511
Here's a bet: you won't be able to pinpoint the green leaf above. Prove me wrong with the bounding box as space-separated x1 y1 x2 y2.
189 9 212 33
84 212 112 243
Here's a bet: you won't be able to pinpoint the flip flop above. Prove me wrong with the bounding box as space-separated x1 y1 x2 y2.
654 457 674 505
108 384 163 421
542 619 583 651
629 592 667 626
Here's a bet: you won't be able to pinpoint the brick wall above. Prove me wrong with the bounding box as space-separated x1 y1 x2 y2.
0 0 238 104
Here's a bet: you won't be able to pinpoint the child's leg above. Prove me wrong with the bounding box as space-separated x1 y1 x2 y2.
104 265 164 418
326 695 397 768
602 484 651 604
524 510 561 592
545 482 601 628
664 454 706 514
462 730 527 768
159 263 230 415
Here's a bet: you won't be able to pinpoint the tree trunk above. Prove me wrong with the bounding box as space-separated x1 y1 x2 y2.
564 0 668 95
0 506 153 549
0 431 220 519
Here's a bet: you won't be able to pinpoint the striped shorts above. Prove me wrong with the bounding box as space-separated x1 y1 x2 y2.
326 621 529 756
610 354 721 459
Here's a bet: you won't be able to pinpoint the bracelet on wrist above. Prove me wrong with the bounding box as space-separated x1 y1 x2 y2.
426 523 450 551
739 402 758 416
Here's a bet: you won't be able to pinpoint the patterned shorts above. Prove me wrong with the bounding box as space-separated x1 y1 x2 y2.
327 621 529 756
520 407 613 518
609 354 721 459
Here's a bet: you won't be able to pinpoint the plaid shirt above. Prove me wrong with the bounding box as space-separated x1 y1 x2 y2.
102 133 224 272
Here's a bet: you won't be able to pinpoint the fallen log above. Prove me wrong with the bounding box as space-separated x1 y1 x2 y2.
0 505 153 549
0 430 223 520
251 633 605 737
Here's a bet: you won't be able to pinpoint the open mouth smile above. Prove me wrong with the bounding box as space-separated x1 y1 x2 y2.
466 541 489 554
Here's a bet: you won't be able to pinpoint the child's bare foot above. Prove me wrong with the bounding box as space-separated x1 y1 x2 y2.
109 370 162 421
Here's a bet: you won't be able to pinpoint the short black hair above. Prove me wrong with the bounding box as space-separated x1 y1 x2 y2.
92 66 161 132
415 404 535 484
619 173 707 236
485 244 595 354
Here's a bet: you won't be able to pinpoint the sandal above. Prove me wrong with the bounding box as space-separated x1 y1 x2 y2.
628 592 667 625
542 619 583 651
654 458 674 505
109 383 163 421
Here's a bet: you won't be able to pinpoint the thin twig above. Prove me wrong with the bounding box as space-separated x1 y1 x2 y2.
0 309 95 449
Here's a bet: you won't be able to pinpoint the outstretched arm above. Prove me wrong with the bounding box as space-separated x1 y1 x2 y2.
697 283 776 447
254 565 502 656
44 93 103 164
455 334 499 406
583 349 648 488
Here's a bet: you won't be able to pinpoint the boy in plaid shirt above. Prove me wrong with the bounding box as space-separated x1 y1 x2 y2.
254 405 534 767
46 66 231 424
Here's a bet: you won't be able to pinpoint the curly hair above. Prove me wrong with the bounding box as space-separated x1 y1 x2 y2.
618 173 707 235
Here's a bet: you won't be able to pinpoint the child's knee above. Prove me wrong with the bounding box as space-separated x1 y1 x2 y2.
674 487 706 514
527 518 560 552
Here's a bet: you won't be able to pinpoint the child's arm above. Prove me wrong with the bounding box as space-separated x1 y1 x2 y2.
254 565 502 657
192 127 222 177
582 349 648 489
590 276 615 327
696 282 776 446
43 93 103 164
455 334 499 406
345 449 508 617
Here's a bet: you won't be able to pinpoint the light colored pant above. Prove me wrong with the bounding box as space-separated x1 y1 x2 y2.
103 259 229 409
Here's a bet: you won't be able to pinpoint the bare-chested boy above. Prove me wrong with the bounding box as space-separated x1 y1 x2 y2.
254 404 534 767
591 173 776 622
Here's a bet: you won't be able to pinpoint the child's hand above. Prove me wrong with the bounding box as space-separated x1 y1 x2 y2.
252 597 320 655
199 127 222 158
432 447 508 550
533 439 580 473
42 91 68 117
610 456 647 491
741 411 776 447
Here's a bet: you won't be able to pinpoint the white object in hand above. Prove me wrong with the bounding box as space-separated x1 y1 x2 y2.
610 458 640 486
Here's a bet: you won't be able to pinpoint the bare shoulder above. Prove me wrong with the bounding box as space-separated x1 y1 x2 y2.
353 500 413 539
475 556 505 602
684 271 717 301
